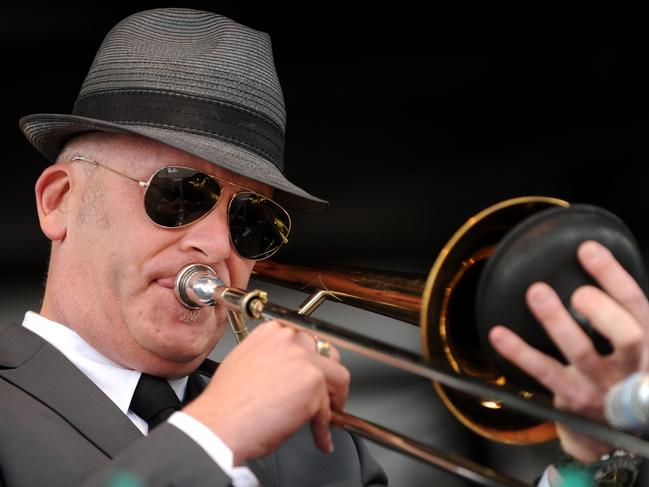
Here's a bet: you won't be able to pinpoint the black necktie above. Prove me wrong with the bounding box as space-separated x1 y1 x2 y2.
129 373 182 431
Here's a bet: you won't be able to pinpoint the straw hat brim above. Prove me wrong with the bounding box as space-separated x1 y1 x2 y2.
19 113 328 211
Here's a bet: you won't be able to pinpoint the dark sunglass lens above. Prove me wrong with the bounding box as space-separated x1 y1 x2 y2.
144 167 221 227
228 193 290 260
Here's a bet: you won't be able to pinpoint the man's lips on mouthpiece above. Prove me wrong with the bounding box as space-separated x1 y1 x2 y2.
156 277 175 289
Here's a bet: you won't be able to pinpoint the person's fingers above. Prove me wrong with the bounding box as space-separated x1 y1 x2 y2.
578 240 649 332
554 395 613 463
310 390 334 454
314 355 350 411
571 286 644 373
490 326 609 425
325 343 341 363
287 330 350 411
489 325 574 396
526 283 604 380
254 319 288 340
293 331 341 363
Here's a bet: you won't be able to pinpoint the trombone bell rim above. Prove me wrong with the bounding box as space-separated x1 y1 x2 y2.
420 196 569 444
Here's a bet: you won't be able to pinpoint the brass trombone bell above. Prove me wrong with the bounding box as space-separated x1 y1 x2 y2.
175 191 649 486
255 196 569 445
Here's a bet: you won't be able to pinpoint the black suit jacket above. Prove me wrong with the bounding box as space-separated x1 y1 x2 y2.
0 323 387 486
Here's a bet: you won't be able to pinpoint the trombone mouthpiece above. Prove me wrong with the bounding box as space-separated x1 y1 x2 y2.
174 263 224 309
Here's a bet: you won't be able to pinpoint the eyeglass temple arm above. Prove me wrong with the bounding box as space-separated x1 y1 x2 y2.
71 156 147 186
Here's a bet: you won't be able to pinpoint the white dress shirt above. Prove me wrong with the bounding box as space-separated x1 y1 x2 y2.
22 311 259 487
537 466 553 487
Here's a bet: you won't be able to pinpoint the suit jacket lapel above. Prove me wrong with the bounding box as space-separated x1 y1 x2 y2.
0 323 277 483
0 323 142 457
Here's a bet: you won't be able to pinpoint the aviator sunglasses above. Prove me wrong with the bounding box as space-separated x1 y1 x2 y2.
72 156 291 260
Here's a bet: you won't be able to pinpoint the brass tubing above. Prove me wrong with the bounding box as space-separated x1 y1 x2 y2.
181 259 649 484
256 301 649 459
252 198 571 445
197 353 530 487
297 290 334 316
193 285 533 485
332 411 531 487
226 310 249 343
197 285 649 459
253 260 426 325
179 260 649 462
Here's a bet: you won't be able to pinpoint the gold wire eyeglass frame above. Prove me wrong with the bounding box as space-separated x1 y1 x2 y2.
71 156 291 260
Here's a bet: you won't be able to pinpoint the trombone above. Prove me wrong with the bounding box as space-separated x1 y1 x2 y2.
175 196 649 487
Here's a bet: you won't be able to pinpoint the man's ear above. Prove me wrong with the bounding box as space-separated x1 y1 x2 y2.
35 165 73 241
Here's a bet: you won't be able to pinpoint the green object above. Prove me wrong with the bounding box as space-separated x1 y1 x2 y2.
555 450 641 487
106 471 145 487
557 465 592 486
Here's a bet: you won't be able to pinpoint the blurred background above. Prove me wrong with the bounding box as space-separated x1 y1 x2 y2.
3 2 649 485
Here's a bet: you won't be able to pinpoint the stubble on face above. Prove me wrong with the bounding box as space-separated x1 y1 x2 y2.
78 168 112 229
60 133 114 230
176 306 201 324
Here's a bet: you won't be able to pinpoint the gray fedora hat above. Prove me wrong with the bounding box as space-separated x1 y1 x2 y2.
19 8 327 210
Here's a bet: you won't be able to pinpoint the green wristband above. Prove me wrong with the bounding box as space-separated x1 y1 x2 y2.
553 450 641 487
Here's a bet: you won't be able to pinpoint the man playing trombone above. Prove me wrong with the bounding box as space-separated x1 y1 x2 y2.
1 7 387 487
5 6 646 487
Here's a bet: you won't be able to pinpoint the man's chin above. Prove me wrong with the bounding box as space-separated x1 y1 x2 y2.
133 301 224 374
140 345 213 377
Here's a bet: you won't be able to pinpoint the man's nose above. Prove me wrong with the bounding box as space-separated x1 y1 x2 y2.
178 201 232 262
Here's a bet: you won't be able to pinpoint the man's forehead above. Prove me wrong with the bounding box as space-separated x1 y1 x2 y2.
98 133 274 196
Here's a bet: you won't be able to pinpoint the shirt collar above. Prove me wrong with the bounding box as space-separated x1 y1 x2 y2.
21 311 187 415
